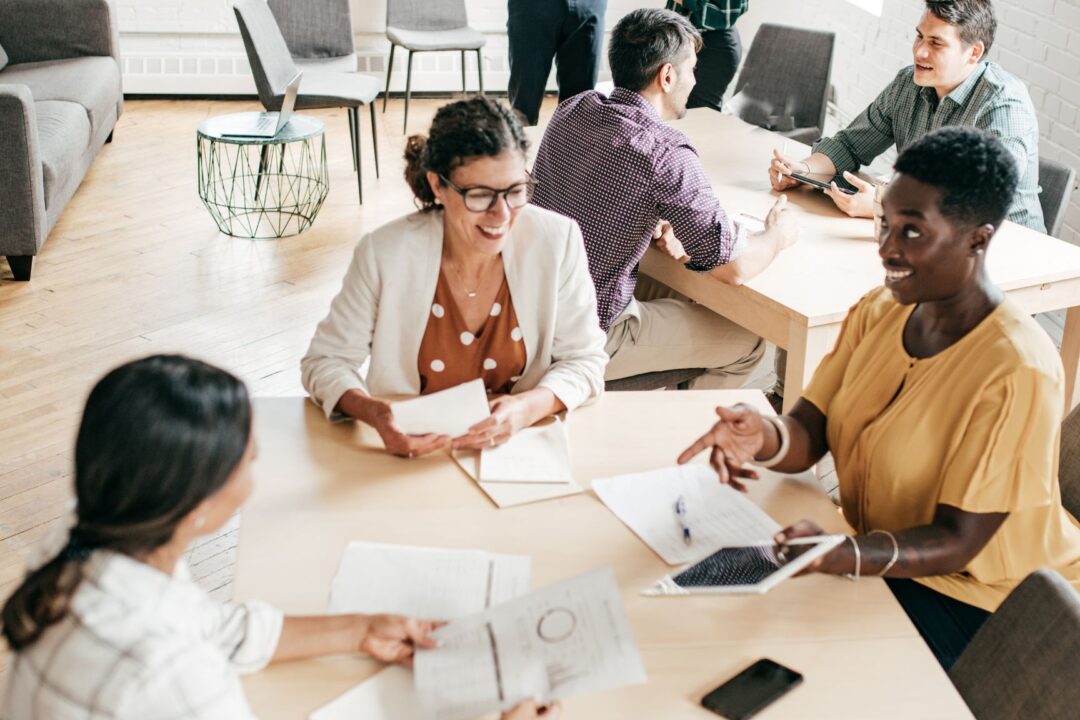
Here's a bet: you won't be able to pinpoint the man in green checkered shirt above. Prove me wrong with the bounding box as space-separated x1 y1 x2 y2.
666 1 749 110
769 0 1045 233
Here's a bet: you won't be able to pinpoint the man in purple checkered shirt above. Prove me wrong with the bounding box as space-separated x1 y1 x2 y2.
532 8 797 389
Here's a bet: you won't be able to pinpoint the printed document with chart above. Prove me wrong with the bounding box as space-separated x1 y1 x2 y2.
414 567 646 720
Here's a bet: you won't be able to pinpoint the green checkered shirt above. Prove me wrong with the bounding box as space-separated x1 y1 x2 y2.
814 61 1045 232
665 0 749 31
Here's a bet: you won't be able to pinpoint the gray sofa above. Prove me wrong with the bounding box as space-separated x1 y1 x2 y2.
0 0 123 281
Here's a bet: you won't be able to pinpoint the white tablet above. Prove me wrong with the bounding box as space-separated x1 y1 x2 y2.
641 535 846 596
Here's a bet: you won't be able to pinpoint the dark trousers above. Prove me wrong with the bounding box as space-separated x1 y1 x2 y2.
687 27 742 111
886 578 991 670
507 0 608 126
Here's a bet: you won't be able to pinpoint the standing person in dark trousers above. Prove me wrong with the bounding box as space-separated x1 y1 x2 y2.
507 0 609 126
666 0 749 110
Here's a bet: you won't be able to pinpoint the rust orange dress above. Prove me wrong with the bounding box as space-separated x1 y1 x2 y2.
418 269 527 395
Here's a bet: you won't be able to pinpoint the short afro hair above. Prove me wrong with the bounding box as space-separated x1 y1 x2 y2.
893 126 1017 229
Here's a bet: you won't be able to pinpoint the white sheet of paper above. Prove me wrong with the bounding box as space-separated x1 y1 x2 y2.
328 542 530 618
732 211 766 234
480 419 572 483
391 379 490 437
414 567 646 720
452 451 583 507
593 464 781 564
309 666 421 720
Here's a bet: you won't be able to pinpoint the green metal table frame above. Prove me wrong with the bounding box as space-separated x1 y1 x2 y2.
197 113 329 238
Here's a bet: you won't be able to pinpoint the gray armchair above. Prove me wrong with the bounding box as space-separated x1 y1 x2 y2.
0 0 122 281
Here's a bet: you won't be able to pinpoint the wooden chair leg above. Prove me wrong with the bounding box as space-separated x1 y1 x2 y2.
403 50 414 133
382 44 395 113
476 49 484 95
6 255 33 281
369 103 380 179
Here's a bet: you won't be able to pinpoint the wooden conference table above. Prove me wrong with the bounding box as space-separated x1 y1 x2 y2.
237 393 973 719
531 111 1080 412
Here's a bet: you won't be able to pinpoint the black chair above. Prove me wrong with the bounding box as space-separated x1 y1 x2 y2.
728 23 835 144
1039 156 1077 239
605 368 706 391
949 568 1080 720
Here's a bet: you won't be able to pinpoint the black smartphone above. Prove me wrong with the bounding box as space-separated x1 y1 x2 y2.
790 172 857 195
700 658 804 720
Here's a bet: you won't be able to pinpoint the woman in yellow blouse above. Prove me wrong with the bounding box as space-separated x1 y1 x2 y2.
679 127 1080 668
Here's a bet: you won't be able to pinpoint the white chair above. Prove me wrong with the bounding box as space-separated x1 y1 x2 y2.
383 0 486 132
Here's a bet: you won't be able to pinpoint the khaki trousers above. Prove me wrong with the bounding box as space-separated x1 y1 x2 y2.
604 276 765 389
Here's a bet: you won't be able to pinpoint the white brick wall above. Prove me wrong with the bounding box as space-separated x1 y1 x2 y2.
735 0 1080 244
116 0 1080 242
115 0 640 94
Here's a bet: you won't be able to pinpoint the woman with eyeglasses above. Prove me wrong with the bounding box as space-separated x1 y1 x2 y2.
302 96 607 458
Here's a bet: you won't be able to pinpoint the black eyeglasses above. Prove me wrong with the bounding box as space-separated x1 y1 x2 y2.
439 173 537 213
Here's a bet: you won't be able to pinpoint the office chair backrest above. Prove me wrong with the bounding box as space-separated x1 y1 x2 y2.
1058 402 1080 519
732 23 835 139
387 0 469 32
233 0 299 109
1038 156 1077 239
268 0 354 60
949 568 1080 720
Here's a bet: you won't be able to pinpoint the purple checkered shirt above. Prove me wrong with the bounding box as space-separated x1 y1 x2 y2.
532 88 735 330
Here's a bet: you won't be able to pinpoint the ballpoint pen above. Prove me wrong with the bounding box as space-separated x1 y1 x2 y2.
674 494 692 545
777 139 788 185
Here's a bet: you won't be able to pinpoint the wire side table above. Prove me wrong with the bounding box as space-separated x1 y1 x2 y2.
197 113 329 238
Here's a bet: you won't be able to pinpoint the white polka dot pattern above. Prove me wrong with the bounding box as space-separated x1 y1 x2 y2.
532 88 735 330
460 331 475 346
431 303 445 318
483 358 497 370
510 327 523 342
490 302 502 317
430 359 445 372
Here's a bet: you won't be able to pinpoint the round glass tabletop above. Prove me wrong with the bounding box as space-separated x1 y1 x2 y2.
197 112 325 144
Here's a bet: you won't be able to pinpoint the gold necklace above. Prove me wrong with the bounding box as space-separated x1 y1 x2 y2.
447 258 496 299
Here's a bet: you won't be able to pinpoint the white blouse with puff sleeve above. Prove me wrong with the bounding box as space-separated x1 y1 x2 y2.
1 551 283 720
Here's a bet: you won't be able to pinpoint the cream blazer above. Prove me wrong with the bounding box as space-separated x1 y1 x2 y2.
301 205 608 419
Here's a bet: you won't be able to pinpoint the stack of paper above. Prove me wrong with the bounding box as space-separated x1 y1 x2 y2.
414 567 647 720
593 464 781 564
453 417 583 508
391 379 490 437
479 418 573 483
328 542 531 618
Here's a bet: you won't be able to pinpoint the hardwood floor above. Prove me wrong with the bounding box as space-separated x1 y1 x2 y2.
0 97 511 671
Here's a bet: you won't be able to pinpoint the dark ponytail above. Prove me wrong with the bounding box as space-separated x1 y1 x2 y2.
402 94 530 212
1 355 251 650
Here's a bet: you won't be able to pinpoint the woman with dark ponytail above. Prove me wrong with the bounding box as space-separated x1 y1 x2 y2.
0 355 553 719
302 95 607 459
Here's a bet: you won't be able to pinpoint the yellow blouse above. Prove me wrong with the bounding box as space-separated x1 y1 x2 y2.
804 287 1080 611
